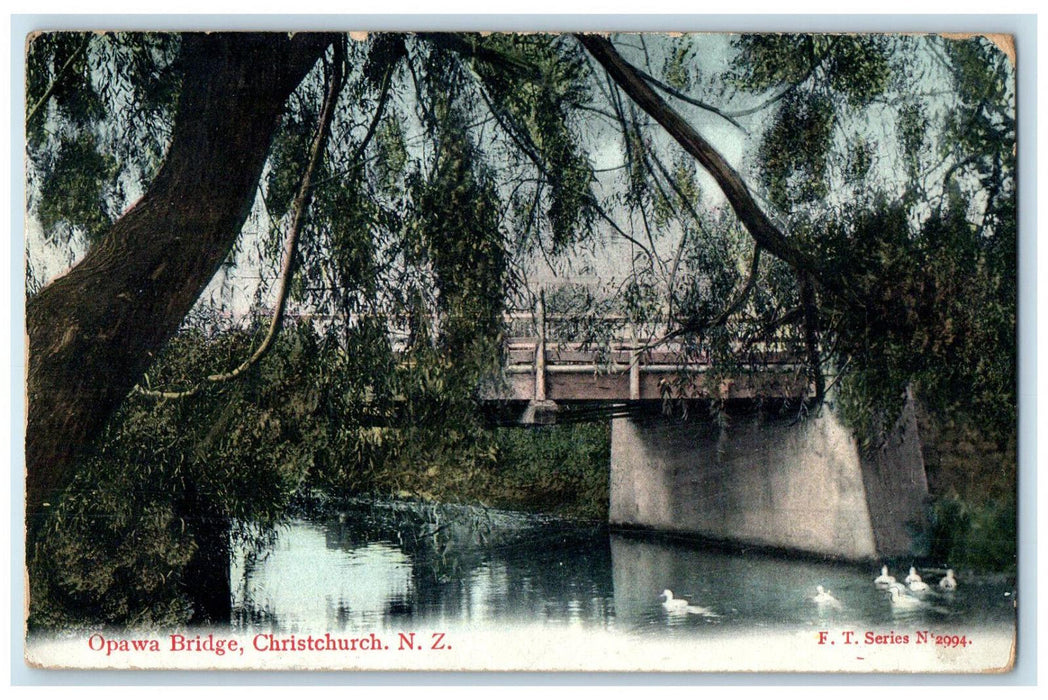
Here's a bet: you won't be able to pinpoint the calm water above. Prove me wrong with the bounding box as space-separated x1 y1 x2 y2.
230 499 1016 637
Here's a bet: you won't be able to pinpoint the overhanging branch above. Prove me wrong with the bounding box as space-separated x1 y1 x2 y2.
633 64 747 132
576 33 845 299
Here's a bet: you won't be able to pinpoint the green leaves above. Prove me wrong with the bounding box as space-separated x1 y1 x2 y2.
730 33 891 105
728 34 818 92
662 37 697 92
265 106 319 220
409 118 507 361
36 132 119 244
489 423 611 520
758 93 835 211
823 34 891 107
897 101 929 187
26 33 100 138
464 33 596 251
373 114 407 191
940 36 1015 239
732 34 894 213
824 195 1015 446
27 32 181 251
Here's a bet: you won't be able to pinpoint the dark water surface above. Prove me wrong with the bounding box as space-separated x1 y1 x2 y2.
230 499 1016 637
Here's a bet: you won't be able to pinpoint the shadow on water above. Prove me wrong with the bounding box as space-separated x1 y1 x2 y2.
231 499 1015 637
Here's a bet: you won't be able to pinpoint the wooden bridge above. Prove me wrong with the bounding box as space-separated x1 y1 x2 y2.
486 293 810 424
487 295 929 562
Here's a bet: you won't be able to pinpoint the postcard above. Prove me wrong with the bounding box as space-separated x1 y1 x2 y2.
21 25 1020 674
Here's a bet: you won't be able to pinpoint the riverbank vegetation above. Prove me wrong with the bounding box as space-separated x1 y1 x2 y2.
920 407 1017 573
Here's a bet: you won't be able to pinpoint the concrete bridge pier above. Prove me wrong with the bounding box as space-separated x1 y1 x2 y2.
609 399 930 561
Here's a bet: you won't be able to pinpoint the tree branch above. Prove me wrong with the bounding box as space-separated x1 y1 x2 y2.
576 34 844 299
633 64 747 132
742 306 805 350
650 242 762 350
27 33 92 126
311 55 396 189
724 84 794 118
721 61 818 119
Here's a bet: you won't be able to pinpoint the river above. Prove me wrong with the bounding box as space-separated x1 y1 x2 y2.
223 498 1016 672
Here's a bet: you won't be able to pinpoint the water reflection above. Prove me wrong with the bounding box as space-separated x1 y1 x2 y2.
232 524 413 630
231 500 1015 637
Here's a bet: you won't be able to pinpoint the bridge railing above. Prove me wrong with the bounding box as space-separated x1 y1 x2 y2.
500 292 808 402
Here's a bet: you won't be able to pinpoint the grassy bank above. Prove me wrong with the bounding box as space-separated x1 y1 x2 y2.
311 422 612 522
482 423 611 520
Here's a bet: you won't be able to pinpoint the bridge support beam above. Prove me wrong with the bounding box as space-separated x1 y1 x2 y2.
609 398 929 561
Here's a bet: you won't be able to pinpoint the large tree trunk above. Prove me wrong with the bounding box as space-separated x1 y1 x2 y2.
25 32 333 521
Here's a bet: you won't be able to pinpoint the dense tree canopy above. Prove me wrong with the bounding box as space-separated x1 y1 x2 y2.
25 30 1015 524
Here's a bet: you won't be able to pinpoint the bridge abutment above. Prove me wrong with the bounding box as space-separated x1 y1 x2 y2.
609 398 929 561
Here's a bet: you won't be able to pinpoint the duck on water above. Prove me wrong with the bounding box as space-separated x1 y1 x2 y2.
660 589 717 617
900 567 931 592
874 566 896 588
888 586 924 608
812 585 842 609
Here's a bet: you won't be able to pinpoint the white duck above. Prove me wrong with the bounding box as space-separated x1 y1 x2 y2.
888 586 923 608
939 569 958 591
874 565 896 587
908 578 931 593
660 589 716 616
813 585 842 609
904 566 923 585
887 580 907 595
